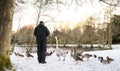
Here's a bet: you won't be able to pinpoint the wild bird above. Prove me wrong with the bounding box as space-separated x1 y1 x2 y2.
71 48 83 64
17 53 24 57
98 56 102 60
83 53 93 60
56 50 68 61
46 51 54 56
14 52 24 57
25 48 34 58
75 49 83 57
54 36 67 61
99 57 109 64
106 56 114 63
72 48 83 58
10 45 15 55
14 52 18 56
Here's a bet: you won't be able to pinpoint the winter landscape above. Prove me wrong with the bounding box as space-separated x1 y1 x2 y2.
10 45 120 71
1 0 120 71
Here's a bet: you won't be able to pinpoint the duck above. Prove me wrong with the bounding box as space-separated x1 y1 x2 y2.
99 57 109 64
98 56 102 60
106 56 114 63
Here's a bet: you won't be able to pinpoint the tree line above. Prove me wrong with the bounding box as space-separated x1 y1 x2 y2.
11 14 120 46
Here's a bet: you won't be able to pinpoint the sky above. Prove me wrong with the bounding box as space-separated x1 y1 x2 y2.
12 0 120 32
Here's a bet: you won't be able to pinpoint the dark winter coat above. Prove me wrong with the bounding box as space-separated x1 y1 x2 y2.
34 24 50 43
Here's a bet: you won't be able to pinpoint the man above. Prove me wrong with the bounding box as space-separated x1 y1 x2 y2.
34 21 50 64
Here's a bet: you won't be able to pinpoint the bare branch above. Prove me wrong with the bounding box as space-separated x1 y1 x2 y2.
99 0 120 7
75 0 82 6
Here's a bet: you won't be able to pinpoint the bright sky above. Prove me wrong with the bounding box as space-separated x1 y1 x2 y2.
12 0 120 32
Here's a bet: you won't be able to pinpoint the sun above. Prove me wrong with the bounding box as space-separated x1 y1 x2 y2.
54 3 103 29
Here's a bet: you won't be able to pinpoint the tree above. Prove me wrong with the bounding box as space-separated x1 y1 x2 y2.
82 25 96 44
111 14 120 43
99 0 120 48
0 0 14 70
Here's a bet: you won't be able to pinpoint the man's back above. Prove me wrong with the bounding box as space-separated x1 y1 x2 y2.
34 22 50 42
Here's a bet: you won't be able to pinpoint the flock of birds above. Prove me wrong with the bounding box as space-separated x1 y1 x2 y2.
70 48 114 64
47 47 114 64
10 46 114 65
13 48 34 58
10 36 114 65
53 36 114 64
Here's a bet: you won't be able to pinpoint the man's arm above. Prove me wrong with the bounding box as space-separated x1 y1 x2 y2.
34 27 37 36
46 27 50 37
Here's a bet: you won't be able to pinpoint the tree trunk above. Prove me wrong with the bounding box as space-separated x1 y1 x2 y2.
108 23 112 49
0 0 14 70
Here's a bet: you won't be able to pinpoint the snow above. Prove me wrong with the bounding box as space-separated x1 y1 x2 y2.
10 45 120 71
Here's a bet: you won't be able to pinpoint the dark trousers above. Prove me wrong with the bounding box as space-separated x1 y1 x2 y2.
37 41 47 63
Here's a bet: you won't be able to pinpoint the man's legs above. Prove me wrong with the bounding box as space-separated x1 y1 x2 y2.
37 43 42 63
41 41 47 63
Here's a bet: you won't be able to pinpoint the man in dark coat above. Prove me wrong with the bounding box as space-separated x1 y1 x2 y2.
34 21 50 63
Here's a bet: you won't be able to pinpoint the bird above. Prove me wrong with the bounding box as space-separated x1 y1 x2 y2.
14 52 18 56
56 50 68 61
73 54 83 64
46 51 53 56
54 36 67 61
76 50 83 56
73 48 83 58
10 45 15 55
70 48 83 64
98 56 102 60
14 52 24 57
25 48 34 58
99 57 109 64
17 53 24 57
94 54 97 58
83 53 93 60
106 56 114 63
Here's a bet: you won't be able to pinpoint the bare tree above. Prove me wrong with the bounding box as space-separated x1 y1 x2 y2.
99 0 120 48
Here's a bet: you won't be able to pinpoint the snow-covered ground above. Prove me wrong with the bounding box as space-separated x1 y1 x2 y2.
10 45 120 71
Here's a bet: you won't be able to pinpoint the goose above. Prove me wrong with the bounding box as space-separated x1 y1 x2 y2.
46 51 53 56
14 52 18 56
10 45 15 55
17 53 24 57
25 48 34 58
71 48 83 64
73 48 83 58
83 53 93 60
14 52 24 57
